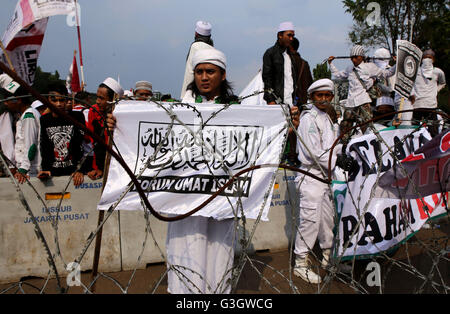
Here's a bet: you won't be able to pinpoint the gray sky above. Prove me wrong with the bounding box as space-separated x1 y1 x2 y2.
0 0 355 98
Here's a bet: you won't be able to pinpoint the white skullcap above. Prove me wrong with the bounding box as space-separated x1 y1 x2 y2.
376 96 394 107
278 21 294 32
307 79 335 95
192 48 226 70
374 48 391 59
102 77 124 97
134 81 152 92
195 21 212 36
31 100 44 109
350 45 366 57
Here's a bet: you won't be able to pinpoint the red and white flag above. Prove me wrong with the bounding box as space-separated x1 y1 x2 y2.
1 0 77 85
66 52 81 94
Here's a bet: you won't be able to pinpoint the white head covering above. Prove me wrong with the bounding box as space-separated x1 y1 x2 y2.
0 73 20 94
192 48 227 70
307 79 335 95
374 48 391 69
31 100 44 109
350 45 366 57
134 80 152 92
195 21 212 36
102 77 124 97
278 21 294 32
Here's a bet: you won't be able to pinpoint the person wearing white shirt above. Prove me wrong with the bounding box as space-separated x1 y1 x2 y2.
410 49 446 136
293 79 341 284
180 21 215 100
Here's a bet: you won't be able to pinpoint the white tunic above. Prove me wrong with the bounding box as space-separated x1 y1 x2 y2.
166 94 236 294
14 107 41 175
412 67 446 109
0 111 16 165
283 51 294 106
180 41 214 100
296 104 339 176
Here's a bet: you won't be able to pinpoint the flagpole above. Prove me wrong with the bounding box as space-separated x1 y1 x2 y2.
74 0 85 90
0 40 15 71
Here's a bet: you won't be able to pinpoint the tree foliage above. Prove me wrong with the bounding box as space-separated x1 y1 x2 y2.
32 66 66 94
312 62 331 81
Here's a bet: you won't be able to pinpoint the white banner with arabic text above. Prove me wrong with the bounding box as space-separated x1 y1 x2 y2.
98 102 289 221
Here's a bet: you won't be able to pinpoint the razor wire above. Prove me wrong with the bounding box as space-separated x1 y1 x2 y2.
0 65 449 294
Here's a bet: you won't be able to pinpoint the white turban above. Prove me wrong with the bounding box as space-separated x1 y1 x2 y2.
307 79 335 95
374 48 391 69
278 21 294 32
191 48 227 71
350 45 366 57
102 77 124 97
31 100 44 110
195 21 212 36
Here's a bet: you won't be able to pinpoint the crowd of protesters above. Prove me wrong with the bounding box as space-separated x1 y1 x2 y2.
0 19 447 292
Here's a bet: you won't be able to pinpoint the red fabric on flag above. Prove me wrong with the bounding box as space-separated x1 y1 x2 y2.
71 54 81 93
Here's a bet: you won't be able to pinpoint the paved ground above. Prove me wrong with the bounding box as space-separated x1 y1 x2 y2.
1 218 448 295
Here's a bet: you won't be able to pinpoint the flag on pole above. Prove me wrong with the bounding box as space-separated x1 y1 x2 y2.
1 0 77 84
66 51 81 94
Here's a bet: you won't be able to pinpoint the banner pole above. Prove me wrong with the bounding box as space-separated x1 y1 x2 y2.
90 101 116 292
0 40 14 71
393 97 405 127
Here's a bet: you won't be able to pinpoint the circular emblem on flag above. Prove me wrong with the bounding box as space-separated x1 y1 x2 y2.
403 56 416 78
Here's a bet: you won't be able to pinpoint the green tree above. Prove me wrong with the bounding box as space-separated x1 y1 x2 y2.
312 62 331 81
32 66 66 94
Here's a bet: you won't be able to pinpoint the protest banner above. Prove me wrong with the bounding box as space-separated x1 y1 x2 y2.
1 0 76 84
98 102 289 221
333 127 448 259
379 129 450 199
394 40 423 99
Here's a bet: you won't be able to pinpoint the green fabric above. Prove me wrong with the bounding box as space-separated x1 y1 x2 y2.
18 168 28 174
28 144 37 161
23 112 35 120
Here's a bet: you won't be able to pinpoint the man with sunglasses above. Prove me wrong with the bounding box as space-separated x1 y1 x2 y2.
37 82 86 186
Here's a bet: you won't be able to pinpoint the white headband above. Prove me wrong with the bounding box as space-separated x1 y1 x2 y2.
191 48 227 71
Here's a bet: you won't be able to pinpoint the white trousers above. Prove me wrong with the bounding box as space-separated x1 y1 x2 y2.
166 216 235 294
294 175 335 258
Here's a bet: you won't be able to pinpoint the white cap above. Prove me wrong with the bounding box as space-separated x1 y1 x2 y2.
0 73 20 94
278 21 294 32
31 100 44 109
102 77 124 97
192 48 227 70
307 79 335 95
374 48 391 59
350 45 366 57
195 21 212 36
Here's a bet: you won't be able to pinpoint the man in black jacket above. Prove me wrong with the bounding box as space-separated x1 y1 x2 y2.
262 21 296 105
